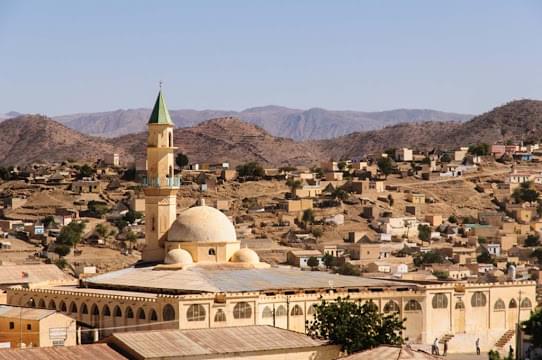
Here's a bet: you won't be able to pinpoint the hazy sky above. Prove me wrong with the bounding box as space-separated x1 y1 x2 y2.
1 0 541 115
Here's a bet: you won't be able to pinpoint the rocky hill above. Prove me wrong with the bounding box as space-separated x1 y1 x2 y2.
112 117 323 166
54 106 472 140
0 115 127 166
316 100 542 159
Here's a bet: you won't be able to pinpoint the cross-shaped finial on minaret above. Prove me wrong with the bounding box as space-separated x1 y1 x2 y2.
159 80 163 90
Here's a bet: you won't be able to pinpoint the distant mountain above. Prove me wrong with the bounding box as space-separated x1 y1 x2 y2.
112 117 323 166
316 100 542 159
54 106 472 140
0 115 127 166
0 111 23 121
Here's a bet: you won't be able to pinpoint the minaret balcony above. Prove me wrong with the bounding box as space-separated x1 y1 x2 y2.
142 175 181 188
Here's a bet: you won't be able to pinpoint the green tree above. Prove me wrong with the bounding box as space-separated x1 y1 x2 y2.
512 182 539 203
417 224 432 242
175 152 189 169
123 210 143 224
95 223 108 239
307 297 405 354
77 164 95 179
0 166 13 181
336 263 361 276
87 201 109 217
54 244 71 257
448 215 458 224
125 230 138 252
42 215 56 229
113 219 129 232
468 143 490 156
331 188 349 201
307 256 320 270
440 152 451 163
414 251 445 266
531 248 542 263
56 222 85 250
433 270 449 280
377 157 394 177
525 234 540 247
338 161 347 171
236 162 265 178
55 258 68 270
311 226 323 239
523 308 542 347
302 209 315 227
477 250 494 265
286 178 302 194
322 253 337 269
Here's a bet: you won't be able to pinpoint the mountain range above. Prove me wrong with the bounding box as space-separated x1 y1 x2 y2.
1 100 540 167
52 106 472 140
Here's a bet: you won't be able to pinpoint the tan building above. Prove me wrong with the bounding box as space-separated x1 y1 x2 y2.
71 178 102 194
5 89 537 355
324 172 343 181
103 153 120 167
407 193 425 204
294 185 322 198
0 305 76 348
282 199 313 213
425 214 443 227
106 326 340 360
129 197 145 213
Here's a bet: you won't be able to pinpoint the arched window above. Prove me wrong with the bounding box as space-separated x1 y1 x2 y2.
455 300 465 310
163 304 176 321
168 132 172 147
275 305 287 317
233 302 252 319
291 305 304 316
494 299 506 311
81 303 88 315
91 304 99 316
69 302 77 314
262 306 273 318
138 308 146 320
103 305 111 317
365 301 379 312
432 294 448 309
384 300 400 313
59 301 67 312
26 298 35 308
125 307 134 319
38 299 46 308
48 300 56 310
471 292 487 307
150 309 158 321
114 306 122 317
208 248 216 256
214 309 226 322
307 305 316 316
509 299 518 308
521 298 532 309
404 299 422 311
187 304 206 322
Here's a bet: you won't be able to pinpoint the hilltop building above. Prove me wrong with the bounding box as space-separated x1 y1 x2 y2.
5 90 537 354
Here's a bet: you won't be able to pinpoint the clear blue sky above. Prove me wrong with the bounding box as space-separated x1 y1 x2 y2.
1 0 541 115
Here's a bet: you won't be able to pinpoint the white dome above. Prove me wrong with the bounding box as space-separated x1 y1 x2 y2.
167 206 237 243
231 248 259 264
164 248 193 265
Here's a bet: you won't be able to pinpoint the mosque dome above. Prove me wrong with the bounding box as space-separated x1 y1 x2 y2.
167 206 237 243
231 248 260 264
164 248 193 265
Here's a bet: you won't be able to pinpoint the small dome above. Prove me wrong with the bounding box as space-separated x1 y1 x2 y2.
231 248 259 264
164 248 193 265
168 206 237 243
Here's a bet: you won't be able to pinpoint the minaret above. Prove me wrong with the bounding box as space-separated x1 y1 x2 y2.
141 88 179 263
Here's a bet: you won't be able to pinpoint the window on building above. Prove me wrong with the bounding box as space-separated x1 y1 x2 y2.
60 302 67 312
384 300 400 313
81 303 88 315
291 305 303 316
275 305 287 317
114 306 122 317
494 299 506 311
432 294 448 309
138 308 146 320
214 309 226 322
69 302 77 314
509 299 518 308
521 298 532 309
125 307 134 319
233 302 252 319
262 307 273 318
103 305 111 317
9 322 14 330
150 310 158 321
91 304 99 316
187 304 206 322
26 324 31 331
163 304 176 321
208 248 216 256
471 292 487 307
307 305 316 316
404 299 422 311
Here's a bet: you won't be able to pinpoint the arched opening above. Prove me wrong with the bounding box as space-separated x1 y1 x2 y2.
509 299 518 308
262 306 273 318
471 292 487 307
233 302 252 319
383 300 400 313
494 299 506 311
214 309 226 322
137 308 146 320
521 298 532 309
59 301 67 312
47 300 56 310
114 306 122 317
163 304 175 321
186 304 206 322
307 305 316 316
405 300 422 311
26 298 35 308
291 305 303 316
37 299 46 308
69 302 77 314
276 305 287 317
208 248 216 256
80 303 89 315
168 132 172 147
432 294 448 309
103 305 111 317
169 165 173 178
125 307 134 319
150 309 158 321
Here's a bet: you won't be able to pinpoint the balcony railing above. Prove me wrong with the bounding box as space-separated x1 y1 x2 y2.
142 175 181 188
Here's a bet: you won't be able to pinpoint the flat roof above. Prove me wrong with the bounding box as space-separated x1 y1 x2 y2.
109 325 329 359
0 344 126 360
85 265 415 294
0 305 56 321
0 264 75 285
342 345 436 359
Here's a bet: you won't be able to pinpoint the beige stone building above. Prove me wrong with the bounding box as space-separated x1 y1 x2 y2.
4 90 537 354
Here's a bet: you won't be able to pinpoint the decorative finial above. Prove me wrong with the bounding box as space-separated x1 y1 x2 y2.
159 80 163 90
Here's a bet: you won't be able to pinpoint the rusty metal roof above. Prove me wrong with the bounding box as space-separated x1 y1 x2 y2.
109 325 329 358
0 344 126 360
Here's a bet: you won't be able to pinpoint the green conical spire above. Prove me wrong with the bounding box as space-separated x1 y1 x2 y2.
148 90 173 125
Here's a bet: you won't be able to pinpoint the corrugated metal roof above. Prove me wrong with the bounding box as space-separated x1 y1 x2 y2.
111 325 328 358
85 265 414 293
0 306 56 321
0 344 126 360
0 264 75 285
342 345 437 360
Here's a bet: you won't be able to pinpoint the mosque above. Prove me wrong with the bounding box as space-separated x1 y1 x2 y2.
5 90 537 352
